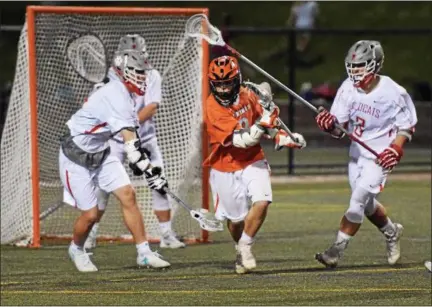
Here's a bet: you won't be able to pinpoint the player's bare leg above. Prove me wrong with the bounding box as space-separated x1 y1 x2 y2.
84 209 105 249
237 201 270 273
68 206 99 272
84 189 109 249
366 200 403 265
113 185 170 268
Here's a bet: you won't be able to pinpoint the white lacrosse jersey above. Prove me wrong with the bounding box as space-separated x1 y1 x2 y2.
66 79 138 153
107 68 162 144
330 75 418 160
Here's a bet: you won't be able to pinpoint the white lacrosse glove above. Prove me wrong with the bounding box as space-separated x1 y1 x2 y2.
144 167 168 195
274 130 307 151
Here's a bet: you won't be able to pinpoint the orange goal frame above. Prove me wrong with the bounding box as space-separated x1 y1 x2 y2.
26 5 210 248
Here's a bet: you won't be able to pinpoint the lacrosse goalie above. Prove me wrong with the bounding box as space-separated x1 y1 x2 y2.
314 40 417 268
204 56 306 274
84 34 185 250
59 49 171 272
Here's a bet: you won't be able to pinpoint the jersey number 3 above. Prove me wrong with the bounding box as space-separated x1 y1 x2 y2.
354 116 365 137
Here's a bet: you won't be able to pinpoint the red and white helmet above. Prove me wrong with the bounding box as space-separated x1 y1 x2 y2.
112 50 151 96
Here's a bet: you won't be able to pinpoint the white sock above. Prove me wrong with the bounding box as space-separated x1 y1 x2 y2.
90 223 99 234
239 232 254 245
335 231 351 251
380 218 396 235
136 241 151 254
71 241 83 251
336 231 352 244
159 221 172 235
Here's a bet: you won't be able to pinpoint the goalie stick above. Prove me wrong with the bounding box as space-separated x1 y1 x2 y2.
185 14 379 157
66 32 109 84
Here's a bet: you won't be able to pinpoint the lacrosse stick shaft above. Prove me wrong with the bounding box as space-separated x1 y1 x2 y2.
163 187 193 212
225 44 379 157
39 202 65 220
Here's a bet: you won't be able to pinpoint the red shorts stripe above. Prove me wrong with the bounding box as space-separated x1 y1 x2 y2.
84 122 107 134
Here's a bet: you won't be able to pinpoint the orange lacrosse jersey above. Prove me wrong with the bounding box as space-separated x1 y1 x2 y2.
203 86 265 172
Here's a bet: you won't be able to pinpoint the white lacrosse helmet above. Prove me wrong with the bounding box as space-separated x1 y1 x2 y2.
112 49 151 96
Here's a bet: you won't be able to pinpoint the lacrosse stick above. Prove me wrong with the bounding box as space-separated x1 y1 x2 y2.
186 14 379 157
163 187 223 232
243 81 300 144
66 32 109 84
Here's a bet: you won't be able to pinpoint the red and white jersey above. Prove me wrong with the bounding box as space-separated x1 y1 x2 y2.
66 79 138 153
108 67 162 144
330 75 418 159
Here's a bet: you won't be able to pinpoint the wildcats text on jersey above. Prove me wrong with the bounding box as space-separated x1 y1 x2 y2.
352 102 381 119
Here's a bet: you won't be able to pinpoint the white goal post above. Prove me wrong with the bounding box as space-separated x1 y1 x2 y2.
0 5 211 247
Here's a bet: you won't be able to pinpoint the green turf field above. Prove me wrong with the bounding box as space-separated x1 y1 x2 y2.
1 179 431 306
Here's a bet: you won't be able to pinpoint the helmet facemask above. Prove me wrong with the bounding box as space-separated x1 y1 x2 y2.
210 75 241 107
113 51 149 96
345 59 377 88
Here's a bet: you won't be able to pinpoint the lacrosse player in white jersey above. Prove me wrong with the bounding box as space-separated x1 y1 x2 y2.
314 40 417 268
59 49 171 272
84 34 185 250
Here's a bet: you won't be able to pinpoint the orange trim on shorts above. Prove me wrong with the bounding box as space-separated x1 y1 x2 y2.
214 194 219 213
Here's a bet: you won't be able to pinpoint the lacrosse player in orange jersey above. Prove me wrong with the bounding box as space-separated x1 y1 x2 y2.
204 56 306 274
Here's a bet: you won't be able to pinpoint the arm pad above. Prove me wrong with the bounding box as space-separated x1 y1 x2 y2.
232 124 265 148
124 138 150 171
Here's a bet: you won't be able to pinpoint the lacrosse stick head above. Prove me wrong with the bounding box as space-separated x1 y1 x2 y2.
66 33 108 84
185 14 225 46
190 209 223 232
243 81 273 110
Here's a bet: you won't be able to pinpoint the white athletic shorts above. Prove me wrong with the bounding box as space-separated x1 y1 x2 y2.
59 147 131 211
210 159 272 223
348 156 388 194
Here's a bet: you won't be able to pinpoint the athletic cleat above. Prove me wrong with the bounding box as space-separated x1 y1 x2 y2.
425 261 431 272
384 223 403 265
237 242 256 271
234 245 247 274
68 245 98 272
160 231 186 249
137 251 171 269
315 240 348 268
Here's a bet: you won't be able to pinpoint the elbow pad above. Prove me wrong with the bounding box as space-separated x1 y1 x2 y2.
232 124 265 148
124 139 150 171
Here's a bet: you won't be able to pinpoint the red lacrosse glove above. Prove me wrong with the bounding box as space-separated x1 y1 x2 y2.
315 106 336 132
376 144 404 171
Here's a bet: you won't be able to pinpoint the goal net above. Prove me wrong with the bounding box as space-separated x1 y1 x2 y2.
0 6 210 246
